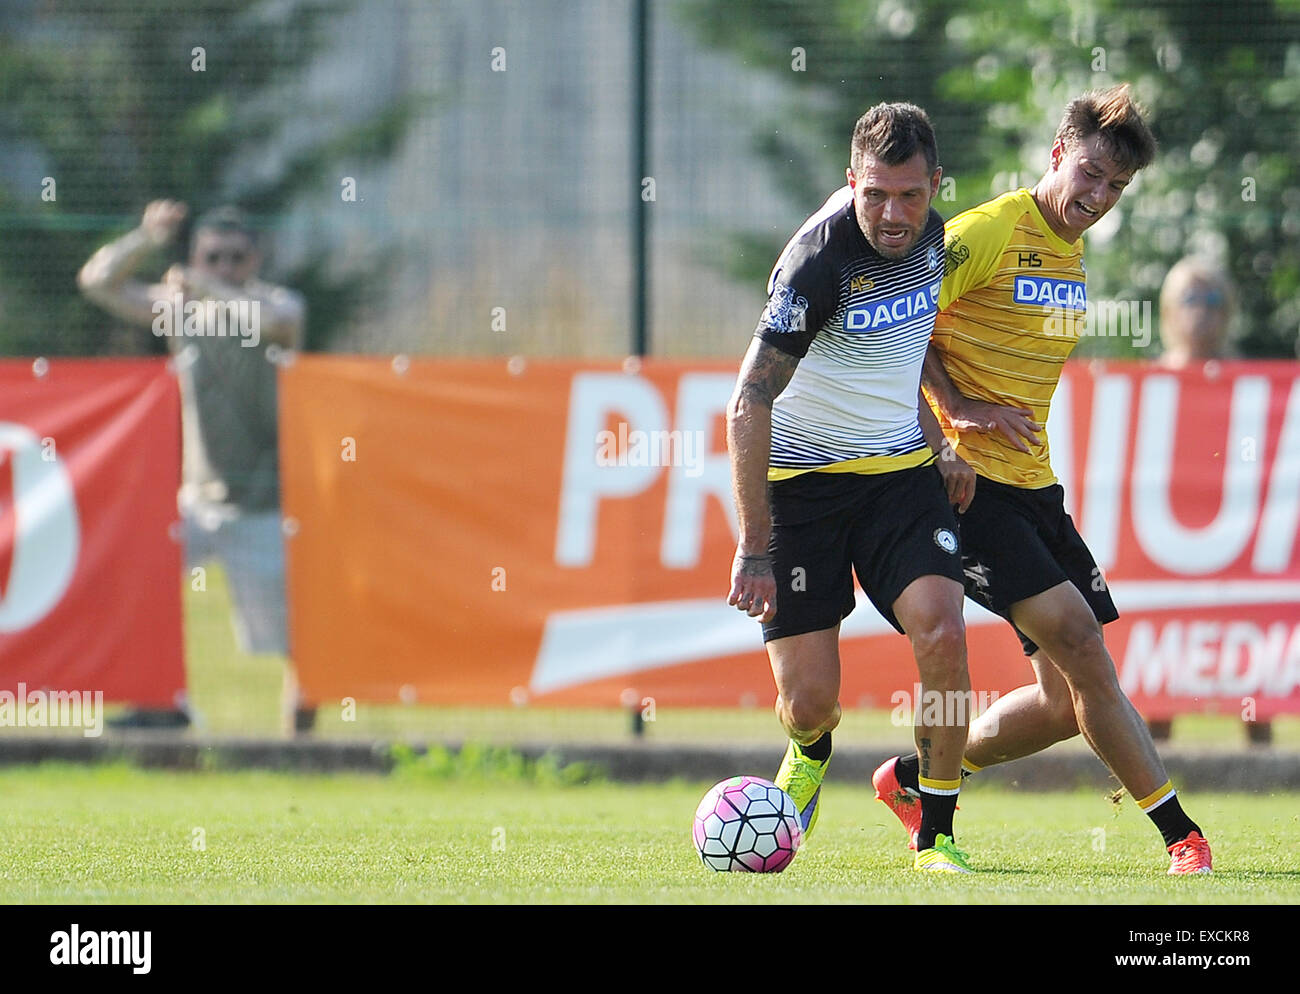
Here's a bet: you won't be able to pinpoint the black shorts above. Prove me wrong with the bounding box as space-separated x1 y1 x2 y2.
761 463 964 642
957 476 1119 656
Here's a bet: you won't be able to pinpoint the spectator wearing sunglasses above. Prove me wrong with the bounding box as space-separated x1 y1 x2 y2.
78 201 314 736
1157 256 1236 369
1152 256 1270 745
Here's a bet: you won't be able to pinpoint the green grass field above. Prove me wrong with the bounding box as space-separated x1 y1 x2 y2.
10 566 1293 906
1 764 1297 904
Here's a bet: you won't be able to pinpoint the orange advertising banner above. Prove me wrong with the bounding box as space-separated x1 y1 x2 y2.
0 359 185 708
281 357 1300 718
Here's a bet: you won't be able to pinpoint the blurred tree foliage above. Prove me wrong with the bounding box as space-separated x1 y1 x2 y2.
679 0 1300 358
0 0 424 355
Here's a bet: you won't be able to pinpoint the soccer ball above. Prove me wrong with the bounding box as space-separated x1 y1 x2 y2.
692 775 802 872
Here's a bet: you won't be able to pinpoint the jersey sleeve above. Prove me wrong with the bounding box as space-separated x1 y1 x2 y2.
754 238 840 359
937 203 1012 311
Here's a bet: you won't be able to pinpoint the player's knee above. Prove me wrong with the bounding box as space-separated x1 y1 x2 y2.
1039 620 1106 673
1054 637 1127 708
908 615 968 685
781 691 838 739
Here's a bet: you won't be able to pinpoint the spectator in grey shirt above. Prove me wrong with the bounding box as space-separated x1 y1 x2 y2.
78 200 314 734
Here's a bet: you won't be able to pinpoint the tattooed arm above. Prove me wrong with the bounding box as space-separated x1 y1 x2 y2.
725 338 799 622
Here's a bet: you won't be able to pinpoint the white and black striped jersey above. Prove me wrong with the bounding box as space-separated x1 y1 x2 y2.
754 186 945 480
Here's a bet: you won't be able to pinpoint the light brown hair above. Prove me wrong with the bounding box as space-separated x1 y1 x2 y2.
1054 83 1156 173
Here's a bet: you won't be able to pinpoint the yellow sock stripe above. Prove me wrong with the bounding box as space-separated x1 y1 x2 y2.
918 775 962 796
961 758 983 774
1136 780 1176 811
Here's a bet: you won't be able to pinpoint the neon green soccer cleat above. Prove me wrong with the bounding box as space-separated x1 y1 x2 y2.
914 834 973 873
775 739 831 840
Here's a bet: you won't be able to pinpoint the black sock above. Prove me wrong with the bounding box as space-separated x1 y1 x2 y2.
1147 795 1201 849
897 752 972 792
798 731 832 762
895 752 919 791
917 790 958 851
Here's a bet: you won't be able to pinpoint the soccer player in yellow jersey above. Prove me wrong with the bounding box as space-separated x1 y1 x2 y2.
872 84 1213 874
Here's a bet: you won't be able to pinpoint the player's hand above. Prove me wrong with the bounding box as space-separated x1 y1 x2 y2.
728 549 777 623
162 264 203 300
141 199 188 248
934 442 976 513
949 398 1042 454
164 263 222 300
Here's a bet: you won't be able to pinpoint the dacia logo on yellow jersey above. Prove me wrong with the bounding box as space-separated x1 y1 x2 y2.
844 282 941 332
850 275 874 292
1013 275 1087 311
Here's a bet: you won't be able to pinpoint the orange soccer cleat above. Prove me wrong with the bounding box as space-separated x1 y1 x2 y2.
872 756 922 851
1167 831 1213 875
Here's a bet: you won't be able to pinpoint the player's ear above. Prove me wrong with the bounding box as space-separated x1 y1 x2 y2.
930 167 942 199
1050 139 1065 170
846 165 855 188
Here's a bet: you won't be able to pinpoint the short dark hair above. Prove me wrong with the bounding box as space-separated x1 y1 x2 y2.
1054 83 1156 174
850 102 938 176
190 205 258 250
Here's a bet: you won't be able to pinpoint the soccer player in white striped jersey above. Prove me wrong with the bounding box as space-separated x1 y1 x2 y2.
726 103 978 872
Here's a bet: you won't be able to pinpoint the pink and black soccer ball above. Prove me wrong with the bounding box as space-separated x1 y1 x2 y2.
692 775 803 872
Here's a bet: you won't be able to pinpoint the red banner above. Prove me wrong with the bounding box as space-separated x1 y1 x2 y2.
0 359 184 707
281 358 1300 719
1051 361 1300 719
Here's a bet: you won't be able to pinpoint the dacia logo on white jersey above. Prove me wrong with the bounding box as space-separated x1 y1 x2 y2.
844 281 941 333
1013 276 1087 311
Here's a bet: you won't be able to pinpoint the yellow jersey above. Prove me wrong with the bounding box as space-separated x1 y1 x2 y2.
932 188 1086 488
